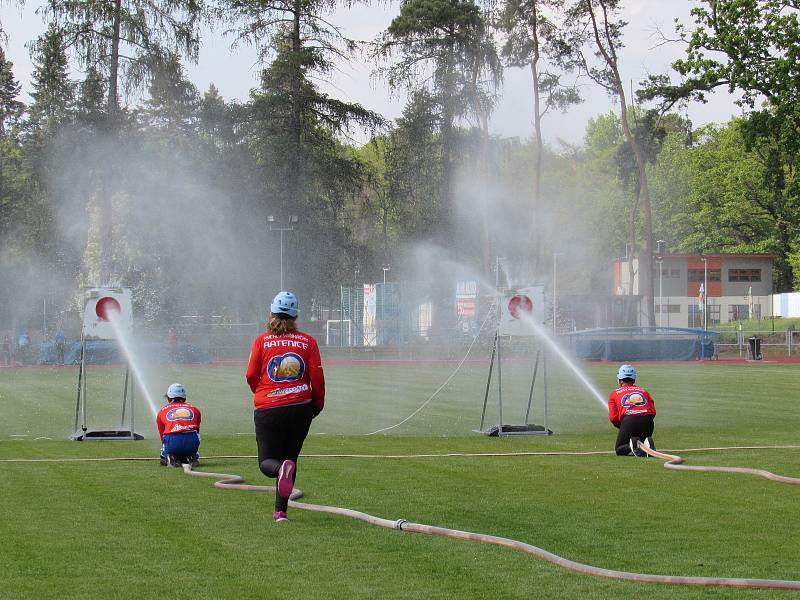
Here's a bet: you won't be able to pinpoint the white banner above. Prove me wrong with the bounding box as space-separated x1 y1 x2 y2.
498 286 545 337
362 284 377 346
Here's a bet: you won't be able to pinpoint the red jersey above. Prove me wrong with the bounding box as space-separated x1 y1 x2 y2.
156 401 202 440
608 384 656 428
245 330 325 413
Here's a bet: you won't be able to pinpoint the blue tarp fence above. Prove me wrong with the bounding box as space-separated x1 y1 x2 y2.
38 341 210 365
566 327 718 361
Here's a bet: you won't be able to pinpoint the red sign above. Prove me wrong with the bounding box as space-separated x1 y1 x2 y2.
456 297 476 318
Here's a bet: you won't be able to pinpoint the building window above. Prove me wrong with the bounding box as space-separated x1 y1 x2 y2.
688 304 719 326
655 304 680 313
688 305 702 327
688 269 721 282
728 269 762 282
728 304 761 320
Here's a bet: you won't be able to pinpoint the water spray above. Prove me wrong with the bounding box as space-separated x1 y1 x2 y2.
474 276 607 411
105 311 160 420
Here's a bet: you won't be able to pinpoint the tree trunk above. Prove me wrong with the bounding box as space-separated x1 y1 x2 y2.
530 5 543 280
289 0 303 215
100 0 121 285
588 0 655 326
470 57 492 277
778 221 793 291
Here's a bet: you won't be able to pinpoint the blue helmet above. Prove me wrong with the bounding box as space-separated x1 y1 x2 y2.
617 364 636 380
271 291 298 318
166 383 186 399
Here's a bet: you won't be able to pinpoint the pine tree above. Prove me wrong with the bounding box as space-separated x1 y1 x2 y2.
0 47 23 136
29 24 74 129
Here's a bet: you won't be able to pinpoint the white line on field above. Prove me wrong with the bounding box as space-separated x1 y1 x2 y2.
1 445 798 462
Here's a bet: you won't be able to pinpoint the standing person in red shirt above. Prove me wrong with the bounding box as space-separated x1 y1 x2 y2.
246 291 325 523
608 364 656 457
156 383 202 467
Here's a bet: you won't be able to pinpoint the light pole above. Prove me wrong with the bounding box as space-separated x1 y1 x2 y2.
553 253 562 335
267 215 299 290
383 264 391 284
702 256 708 332
656 240 666 328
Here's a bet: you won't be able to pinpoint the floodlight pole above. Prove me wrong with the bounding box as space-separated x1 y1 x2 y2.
703 257 708 332
553 253 561 335
701 255 708 359
267 216 299 290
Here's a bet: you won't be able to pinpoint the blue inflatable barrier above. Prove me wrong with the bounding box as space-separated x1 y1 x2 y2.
566 327 718 361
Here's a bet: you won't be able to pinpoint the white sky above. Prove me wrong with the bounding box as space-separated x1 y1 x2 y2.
1 0 743 145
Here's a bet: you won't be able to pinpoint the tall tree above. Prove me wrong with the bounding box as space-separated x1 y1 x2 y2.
219 0 380 211
640 0 800 291
43 0 205 283
376 0 496 250
560 0 656 325
28 24 74 131
219 0 382 301
498 0 580 276
0 46 23 136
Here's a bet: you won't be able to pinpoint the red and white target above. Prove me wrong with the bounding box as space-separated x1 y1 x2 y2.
507 294 534 319
499 286 544 336
82 288 132 339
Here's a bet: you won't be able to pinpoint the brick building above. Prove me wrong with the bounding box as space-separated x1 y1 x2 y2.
613 253 774 326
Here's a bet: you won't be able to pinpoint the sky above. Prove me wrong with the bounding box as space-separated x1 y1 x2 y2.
0 0 744 146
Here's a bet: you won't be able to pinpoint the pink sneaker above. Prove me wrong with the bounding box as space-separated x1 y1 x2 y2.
273 511 288 523
277 459 296 499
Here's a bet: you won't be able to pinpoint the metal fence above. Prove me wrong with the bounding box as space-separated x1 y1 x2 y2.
714 329 800 357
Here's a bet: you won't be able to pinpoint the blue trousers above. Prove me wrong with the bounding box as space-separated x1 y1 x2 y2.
161 431 200 459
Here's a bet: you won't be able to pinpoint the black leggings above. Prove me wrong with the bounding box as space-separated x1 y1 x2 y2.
254 403 314 511
615 414 655 455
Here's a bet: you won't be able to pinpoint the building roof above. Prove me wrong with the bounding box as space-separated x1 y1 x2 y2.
615 253 775 262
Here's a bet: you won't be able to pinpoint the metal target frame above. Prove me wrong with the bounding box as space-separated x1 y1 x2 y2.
72 287 143 441
475 286 552 437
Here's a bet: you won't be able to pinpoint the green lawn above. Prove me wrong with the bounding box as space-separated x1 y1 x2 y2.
1 360 799 598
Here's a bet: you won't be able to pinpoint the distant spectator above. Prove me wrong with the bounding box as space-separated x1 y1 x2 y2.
167 328 178 363
17 332 29 365
55 329 66 364
2 335 10 366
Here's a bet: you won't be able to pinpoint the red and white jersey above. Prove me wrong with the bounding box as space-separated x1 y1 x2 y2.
246 330 325 413
608 384 656 428
156 401 201 440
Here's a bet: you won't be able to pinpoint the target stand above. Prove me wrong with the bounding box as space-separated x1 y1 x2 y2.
475 286 553 437
71 287 143 441
474 332 552 436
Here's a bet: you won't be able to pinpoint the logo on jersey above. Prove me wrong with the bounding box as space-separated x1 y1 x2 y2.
621 392 646 408
166 406 195 421
267 352 305 382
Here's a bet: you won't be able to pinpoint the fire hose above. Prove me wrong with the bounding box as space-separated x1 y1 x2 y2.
180 453 800 591
638 442 800 484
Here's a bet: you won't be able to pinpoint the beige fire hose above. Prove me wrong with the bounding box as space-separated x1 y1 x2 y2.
638 442 800 484
180 459 800 591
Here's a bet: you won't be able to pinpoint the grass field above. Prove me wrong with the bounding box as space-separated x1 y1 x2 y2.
2 359 800 599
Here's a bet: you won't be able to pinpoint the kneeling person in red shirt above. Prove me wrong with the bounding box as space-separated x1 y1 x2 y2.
157 383 202 467
608 364 656 457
